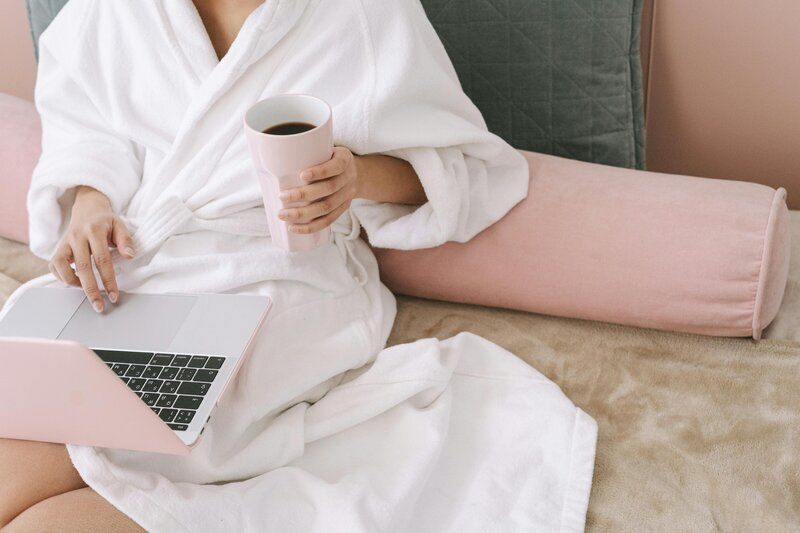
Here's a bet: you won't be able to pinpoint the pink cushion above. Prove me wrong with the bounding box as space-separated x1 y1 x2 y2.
0 93 40 244
372 151 790 338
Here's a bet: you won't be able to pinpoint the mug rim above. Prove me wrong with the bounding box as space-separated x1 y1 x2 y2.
243 93 332 138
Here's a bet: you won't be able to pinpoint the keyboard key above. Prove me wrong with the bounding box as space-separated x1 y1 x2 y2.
135 391 143 398
160 380 180 394
143 379 164 392
177 368 196 381
105 362 114 369
122 377 130 384
188 356 208 368
177 382 210 396
172 355 191 367
168 423 188 431
159 366 180 380
125 365 146 378
151 354 174 366
158 408 178 422
156 394 177 408
128 378 146 392
142 393 160 406
151 407 161 415
93 350 153 365
193 369 218 383
175 410 196 424
111 363 129 376
142 366 162 378
175 395 203 409
205 357 225 369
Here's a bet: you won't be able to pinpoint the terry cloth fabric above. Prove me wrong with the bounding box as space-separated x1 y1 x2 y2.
10 1 597 531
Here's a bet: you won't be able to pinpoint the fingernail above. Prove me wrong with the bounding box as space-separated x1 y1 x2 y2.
92 300 103 313
109 292 118 303
279 192 290 201
300 171 312 181
124 247 135 258
278 210 288 220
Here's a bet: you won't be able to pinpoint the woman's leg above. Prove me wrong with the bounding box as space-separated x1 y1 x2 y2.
0 439 86 527
4 487 145 532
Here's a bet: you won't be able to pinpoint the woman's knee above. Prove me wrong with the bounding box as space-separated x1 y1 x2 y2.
4 488 144 533
0 439 86 527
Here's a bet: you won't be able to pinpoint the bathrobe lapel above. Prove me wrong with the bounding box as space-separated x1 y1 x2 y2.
158 0 220 85
131 0 313 254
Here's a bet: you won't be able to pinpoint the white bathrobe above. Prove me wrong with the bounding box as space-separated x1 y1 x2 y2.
8 0 598 531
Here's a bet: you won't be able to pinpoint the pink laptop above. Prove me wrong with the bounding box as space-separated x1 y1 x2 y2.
0 288 271 455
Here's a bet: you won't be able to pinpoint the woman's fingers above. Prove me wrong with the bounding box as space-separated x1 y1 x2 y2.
111 217 135 259
290 200 351 234
71 240 104 313
299 147 352 183
88 230 119 304
280 185 353 225
280 172 347 205
49 245 80 286
280 146 358 229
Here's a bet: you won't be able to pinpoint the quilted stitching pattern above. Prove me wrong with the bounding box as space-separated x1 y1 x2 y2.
26 0 645 168
420 0 645 169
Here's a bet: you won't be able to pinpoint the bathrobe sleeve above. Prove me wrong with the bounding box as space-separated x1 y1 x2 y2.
350 0 529 250
27 16 143 259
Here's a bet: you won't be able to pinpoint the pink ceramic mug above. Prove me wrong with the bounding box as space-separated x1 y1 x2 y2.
244 94 333 252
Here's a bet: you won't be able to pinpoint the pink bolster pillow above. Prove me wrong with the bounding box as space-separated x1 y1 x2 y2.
0 94 40 244
371 152 790 338
0 94 790 337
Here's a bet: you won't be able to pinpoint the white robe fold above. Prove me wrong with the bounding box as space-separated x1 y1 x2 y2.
6 0 597 531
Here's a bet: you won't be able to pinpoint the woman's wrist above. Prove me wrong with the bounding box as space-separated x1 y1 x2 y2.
73 185 111 214
352 154 367 200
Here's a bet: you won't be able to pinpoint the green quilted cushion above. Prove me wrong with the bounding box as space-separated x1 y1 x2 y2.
420 0 646 169
27 0 645 169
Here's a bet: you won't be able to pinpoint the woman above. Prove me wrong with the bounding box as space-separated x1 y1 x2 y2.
0 0 597 531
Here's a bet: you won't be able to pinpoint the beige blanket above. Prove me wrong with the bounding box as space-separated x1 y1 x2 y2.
2 219 799 530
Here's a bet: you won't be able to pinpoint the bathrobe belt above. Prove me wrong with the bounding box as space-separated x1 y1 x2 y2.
119 195 369 286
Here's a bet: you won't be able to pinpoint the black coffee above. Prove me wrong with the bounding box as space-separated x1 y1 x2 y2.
263 122 316 135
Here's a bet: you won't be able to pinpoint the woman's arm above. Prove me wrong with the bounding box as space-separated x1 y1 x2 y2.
278 147 427 234
353 154 426 205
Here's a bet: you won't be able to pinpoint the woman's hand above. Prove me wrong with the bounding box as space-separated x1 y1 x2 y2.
49 186 135 313
278 146 360 234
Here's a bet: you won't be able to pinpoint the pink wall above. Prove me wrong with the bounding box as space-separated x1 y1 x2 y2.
0 0 37 101
645 0 800 207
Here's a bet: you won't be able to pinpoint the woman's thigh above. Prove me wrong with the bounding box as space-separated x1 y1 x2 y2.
4 487 144 533
0 439 86 527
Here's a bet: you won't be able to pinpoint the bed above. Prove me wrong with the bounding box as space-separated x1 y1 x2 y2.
2 217 799 531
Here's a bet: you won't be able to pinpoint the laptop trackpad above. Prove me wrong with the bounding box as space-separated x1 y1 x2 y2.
57 293 198 351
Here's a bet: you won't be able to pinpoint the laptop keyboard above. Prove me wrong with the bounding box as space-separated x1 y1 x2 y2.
92 349 225 432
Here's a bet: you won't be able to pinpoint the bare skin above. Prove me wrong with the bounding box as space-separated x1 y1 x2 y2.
193 0 264 59
0 439 142 531
3 487 144 532
3 0 426 529
0 440 86 528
